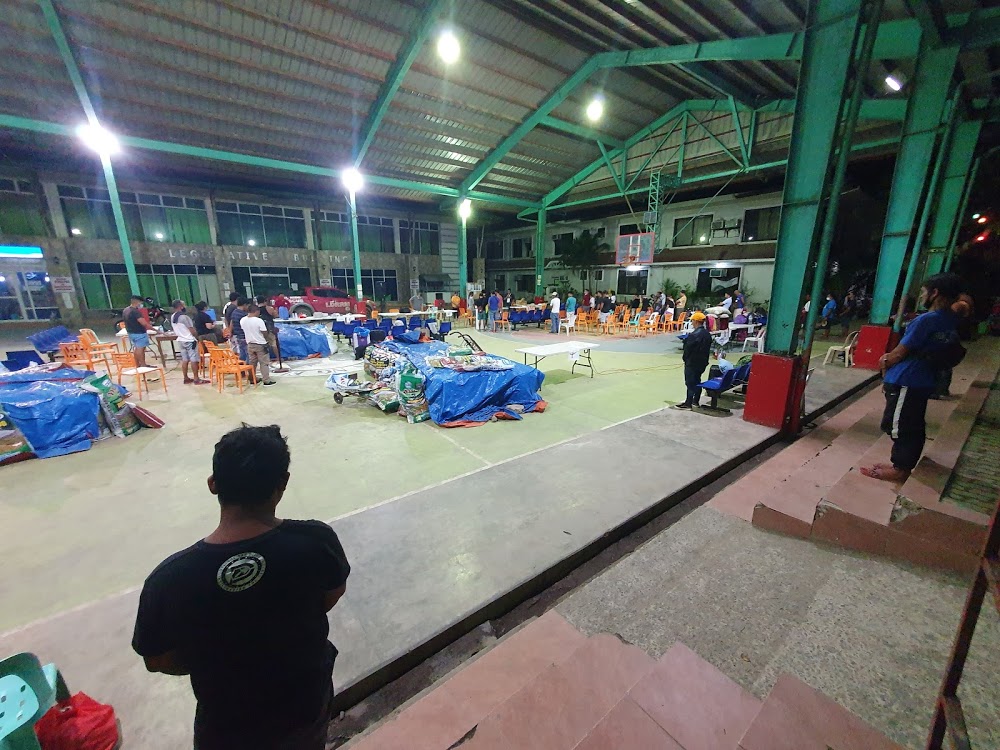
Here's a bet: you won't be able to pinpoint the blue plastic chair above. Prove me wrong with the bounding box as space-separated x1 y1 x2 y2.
277 306 290 320
0 653 69 750
408 316 422 330
25 326 77 359
364 319 379 331
3 351 44 371
206 308 217 321
439 321 452 336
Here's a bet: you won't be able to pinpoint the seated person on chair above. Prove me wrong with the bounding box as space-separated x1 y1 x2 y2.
193 301 221 344
708 351 734 379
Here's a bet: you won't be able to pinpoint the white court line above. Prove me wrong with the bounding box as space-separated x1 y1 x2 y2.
0 585 143 640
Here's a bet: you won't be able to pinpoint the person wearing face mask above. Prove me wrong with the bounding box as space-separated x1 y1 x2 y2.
861 273 964 483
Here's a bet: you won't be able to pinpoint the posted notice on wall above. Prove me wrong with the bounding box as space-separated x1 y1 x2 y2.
50 276 74 294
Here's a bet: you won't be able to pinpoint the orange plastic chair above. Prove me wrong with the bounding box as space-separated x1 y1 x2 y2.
216 351 257 393
668 311 687 332
58 341 115 375
658 312 674 333
642 313 660 335
111 351 167 400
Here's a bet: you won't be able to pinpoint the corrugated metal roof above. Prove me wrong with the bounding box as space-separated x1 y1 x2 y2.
0 0 995 208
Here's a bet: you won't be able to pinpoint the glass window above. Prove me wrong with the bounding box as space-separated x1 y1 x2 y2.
552 232 574 256
319 218 352 253
696 266 741 295
216 211 243 245
161 196 185 208
616 268 648 296
618 223 640 236
262 215 288 248
58 186 210 244
239 213 265 246
0 193 48 236
672 215 713 246
511 237 531 258
515 274 534 292
0 178 16 191
742 206 781 242
400 220 439 255
485 240 504 260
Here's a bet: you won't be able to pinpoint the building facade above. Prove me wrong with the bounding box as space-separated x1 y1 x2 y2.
483 191 782 306
0 173 460 324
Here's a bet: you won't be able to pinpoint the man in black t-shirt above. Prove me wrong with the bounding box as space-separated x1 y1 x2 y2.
256 294 279 355
133 425 350 750
123 294 157 368
193 301 220 344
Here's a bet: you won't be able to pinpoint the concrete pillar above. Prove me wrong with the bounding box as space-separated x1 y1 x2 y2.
41 182 69 238
534 209 546 296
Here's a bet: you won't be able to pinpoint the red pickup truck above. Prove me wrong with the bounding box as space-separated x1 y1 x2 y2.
270 287 367 317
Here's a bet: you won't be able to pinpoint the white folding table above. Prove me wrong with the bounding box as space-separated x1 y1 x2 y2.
515 341 599 379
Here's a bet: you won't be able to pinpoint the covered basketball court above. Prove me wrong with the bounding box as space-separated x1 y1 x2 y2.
2 0 1000 747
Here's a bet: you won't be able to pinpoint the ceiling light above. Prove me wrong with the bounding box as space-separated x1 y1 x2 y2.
247 238 257 247
699 235 707 242
976 234 987 242
437 30 460 64
586 97 604 123
458 198 472 220
44 274 50 283
747 235 754 241
154 231 165 240
625 264 643 272
0 275 5 283
977 216 988 224
885 75 902 92
77 122 120 157
341 167 364 194
70 227 82 236
972 213 981 219
715 262 727 268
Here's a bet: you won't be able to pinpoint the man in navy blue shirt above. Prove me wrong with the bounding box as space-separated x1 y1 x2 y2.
862 273 963 483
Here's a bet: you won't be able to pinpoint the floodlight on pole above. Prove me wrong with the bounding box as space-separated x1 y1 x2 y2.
77 122 120 157
437 30 460 64
458 198 472 220
585 97 604 123
341 167 364 194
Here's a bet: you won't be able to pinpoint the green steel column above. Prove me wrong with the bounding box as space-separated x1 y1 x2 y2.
800 0 884 352
534 209 547 296
101 155 140 294
348 190 363 299
927 119 981 252
766 0 870 354
458 215 469 296
945 156 980 271
869 42 960 324
892 94 959 331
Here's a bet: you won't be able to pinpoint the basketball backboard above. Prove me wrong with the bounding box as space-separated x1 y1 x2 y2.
615 232 654 265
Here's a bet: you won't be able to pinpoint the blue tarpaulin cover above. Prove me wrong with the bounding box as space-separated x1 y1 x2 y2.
382 340 544 425
0 367 101 458
275 323 332 358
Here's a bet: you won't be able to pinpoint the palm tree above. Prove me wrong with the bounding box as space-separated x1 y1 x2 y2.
556 229 610 286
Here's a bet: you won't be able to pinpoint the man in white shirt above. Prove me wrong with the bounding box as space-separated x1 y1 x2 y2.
720 292 733 312
549 291 561 334
240 304 276 386
171 300 209 385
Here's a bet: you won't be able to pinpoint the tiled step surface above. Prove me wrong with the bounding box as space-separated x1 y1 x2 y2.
748 345 1000 573
738 673 905 750
347 611 587 750
349 614 904 750
628 642 763 750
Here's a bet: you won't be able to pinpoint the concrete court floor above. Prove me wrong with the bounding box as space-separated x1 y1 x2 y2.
0 323 866 748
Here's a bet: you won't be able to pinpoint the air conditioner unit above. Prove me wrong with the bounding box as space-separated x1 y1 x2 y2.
642 210 658 224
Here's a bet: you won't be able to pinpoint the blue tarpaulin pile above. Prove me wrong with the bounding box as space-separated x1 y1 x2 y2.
0 367 101 458
275 323 332 359
382 340 544 425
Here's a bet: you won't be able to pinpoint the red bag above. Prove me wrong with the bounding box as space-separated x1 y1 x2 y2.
34 693 119 750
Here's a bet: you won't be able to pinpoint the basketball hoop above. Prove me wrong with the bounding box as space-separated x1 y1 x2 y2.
616 232 654 274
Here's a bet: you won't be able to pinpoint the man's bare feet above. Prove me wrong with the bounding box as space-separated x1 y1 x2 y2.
860 463 910 483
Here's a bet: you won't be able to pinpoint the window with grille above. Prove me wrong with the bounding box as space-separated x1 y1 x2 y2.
742 206 781 242
671 215 713 246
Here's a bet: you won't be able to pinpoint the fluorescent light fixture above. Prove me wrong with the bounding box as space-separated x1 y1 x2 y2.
715 262 727 268
77 122 120 157
0 245 44 259
437 30 460 64
458 198 472 220
625 263 643 272
699 235 707 242
341 167 364 193
747 235 754 241
154 231 165 240
885 75 902 92
247 238 257 247
70 227 82 236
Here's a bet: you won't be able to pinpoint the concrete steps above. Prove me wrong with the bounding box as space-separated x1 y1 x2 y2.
741 342 999 574
346 613 901 750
